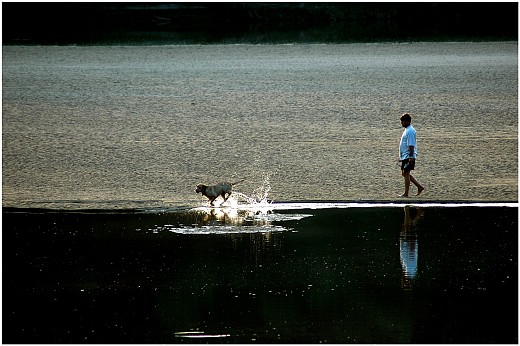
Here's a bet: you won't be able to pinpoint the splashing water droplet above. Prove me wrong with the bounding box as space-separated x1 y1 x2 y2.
230 172 272 206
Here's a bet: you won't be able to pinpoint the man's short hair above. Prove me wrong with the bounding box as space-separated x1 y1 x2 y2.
400 113 412 122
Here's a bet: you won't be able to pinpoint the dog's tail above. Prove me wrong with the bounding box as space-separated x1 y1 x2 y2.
231 179 246 186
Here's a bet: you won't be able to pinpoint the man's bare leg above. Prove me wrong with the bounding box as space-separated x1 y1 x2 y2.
401 171 411 197
410 174 424 196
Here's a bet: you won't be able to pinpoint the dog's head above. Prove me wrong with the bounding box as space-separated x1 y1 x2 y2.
195 184 207 194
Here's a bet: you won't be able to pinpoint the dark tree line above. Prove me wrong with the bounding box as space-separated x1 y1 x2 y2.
3 2 518 45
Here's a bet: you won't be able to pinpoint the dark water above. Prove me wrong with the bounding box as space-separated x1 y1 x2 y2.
3 205 517 343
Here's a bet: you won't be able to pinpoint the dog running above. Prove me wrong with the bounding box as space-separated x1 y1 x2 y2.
195 180 245 206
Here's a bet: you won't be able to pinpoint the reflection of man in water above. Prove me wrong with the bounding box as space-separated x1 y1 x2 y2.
400 207 424 289
399 112 424 197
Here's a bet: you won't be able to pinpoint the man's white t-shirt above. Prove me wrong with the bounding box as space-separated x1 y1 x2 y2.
400 125 418 160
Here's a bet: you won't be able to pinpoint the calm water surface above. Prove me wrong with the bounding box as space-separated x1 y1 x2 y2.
3 205 517 343
2 43 517 209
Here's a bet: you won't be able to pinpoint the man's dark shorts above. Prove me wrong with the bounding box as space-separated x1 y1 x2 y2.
401 159 415 172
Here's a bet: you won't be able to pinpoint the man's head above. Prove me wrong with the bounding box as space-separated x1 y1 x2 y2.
400 113 412 127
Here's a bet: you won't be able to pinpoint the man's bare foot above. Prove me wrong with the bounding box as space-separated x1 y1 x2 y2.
416 187 424 196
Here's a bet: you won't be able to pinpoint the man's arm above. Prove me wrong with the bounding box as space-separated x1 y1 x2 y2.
408 146 415 160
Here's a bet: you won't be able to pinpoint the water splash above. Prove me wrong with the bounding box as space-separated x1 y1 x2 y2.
211 172 273 208
160 174 313 235
249 173 272 204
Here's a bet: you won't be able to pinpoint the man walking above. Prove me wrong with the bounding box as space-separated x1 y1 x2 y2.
399 113 424 197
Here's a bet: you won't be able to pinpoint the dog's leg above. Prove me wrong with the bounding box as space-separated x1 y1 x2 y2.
221 192 229 203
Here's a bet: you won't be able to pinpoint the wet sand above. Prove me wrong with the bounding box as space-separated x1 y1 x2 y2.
2 42 518 209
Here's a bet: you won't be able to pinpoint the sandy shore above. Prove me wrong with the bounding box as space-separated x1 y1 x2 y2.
2 42 517 209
